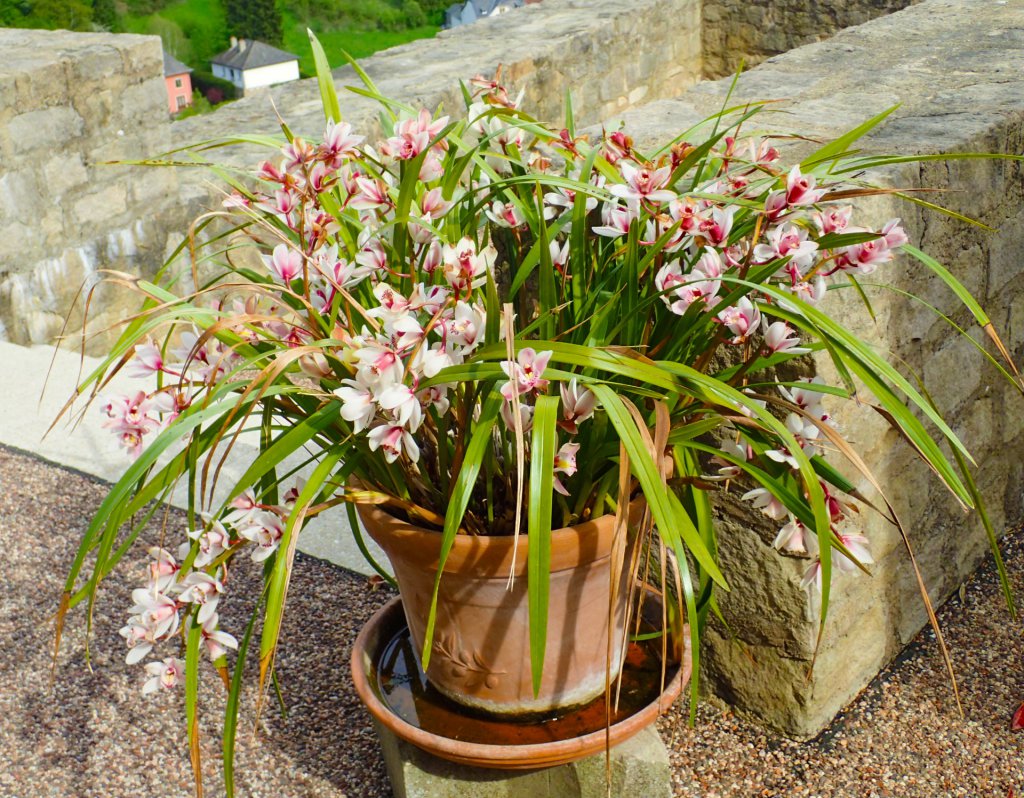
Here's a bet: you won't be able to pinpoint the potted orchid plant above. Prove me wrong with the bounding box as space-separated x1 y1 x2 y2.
54 36 1019 792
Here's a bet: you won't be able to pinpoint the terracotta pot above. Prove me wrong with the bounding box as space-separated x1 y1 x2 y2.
350 595 689 769
357 501 645 715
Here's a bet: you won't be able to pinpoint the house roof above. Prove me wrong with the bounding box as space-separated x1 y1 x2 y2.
211 39 298 71
162 51 192 77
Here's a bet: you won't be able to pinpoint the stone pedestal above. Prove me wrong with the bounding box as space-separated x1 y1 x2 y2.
372 720 672 798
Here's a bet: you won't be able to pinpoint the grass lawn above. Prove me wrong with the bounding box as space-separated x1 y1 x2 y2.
281 13 439 76
120 1 438 80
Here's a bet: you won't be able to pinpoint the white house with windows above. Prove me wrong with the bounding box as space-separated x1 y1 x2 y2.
211 38 299 94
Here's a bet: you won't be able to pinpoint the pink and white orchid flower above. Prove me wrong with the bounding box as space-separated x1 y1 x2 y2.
142 657 185 695
610 163 675 204
553 441 580 496
718 297 762 343
559 379 596 434
763 320 810 354
499 348 552 400
265 244 304 284
367 424 421 464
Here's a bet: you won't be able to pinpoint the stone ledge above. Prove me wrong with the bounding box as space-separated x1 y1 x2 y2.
609 0 1024 738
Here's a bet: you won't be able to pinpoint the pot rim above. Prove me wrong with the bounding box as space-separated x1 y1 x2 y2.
356 499 646 577
350 595 688 770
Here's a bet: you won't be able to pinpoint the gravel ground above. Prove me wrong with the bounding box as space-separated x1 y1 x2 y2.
1 443 1022 798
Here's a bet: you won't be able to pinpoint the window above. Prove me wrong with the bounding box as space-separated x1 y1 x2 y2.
174 78 182 88
176 95 188 110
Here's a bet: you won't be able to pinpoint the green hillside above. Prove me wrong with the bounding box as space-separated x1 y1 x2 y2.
2 0 441 76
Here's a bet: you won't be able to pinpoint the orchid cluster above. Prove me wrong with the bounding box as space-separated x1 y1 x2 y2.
103 74 918 695
73 56 993 730
98 331 236 458
58 43 1011 793
117 482 303 693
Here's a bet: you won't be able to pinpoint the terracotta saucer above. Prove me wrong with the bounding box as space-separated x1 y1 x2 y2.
351 595 690 770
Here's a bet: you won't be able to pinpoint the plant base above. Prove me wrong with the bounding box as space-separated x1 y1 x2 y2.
371 719 672 798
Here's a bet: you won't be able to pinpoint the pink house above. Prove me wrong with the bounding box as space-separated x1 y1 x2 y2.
163 51 193 114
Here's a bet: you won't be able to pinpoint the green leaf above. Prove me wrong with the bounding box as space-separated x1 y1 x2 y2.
223 597 262 798
259 449 344 686
421 390 504 669
184 611 204 796
900 245 992 326
800 104 899 169
346 501 396 586
307 30 341 125
527 395 560 696
816 231 882 250
591 384 727 589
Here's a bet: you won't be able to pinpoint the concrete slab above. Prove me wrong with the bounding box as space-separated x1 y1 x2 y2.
0 340 386 576
371 720 672 798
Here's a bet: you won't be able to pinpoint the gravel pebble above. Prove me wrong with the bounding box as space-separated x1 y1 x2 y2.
1 444 1022 797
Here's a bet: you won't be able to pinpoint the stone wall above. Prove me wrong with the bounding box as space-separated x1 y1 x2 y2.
0 0 707 349
612 0 1024 738
701 0 917 78
3 0 912 348
0 29 183 347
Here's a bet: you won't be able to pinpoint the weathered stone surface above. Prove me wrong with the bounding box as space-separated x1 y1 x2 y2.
615 0 1024 738
372 720 671 798
72 184 128 228
7 107 84 154
0 29 180 349
701 0 916 78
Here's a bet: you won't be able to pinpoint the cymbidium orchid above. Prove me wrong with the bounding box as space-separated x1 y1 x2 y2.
60 52 1016 794
142 657 185 695
499 347 552 401
241 511 285 562
774 517 807 554
553 442 580 496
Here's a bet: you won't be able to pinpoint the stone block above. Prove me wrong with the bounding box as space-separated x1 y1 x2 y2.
118 35 164 77
70 45 124 85
72 184 127 228
0 73 17 114
0 170 43 221
7 107 84 155
13 58 69 109
0 220 37 264
627 85 649 106
42 154 88 199
118 77 167 122
372 720 671 798
989 208 1024 293
922 329 984 415
127 168 178 207
76 88 119 131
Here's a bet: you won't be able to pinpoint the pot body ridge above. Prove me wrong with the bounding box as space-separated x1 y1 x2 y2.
358 502 642 715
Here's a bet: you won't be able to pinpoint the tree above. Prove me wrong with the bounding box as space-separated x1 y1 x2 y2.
92 0 117 31
225 0 282 45
24 0 93 29
0 0 30 26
